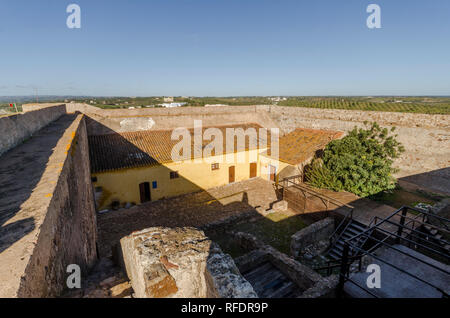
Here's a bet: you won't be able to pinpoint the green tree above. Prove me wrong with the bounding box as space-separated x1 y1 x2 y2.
306 122 405 197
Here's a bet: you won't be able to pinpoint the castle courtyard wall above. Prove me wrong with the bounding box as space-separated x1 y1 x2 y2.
22 102 450 193
260 105 450 194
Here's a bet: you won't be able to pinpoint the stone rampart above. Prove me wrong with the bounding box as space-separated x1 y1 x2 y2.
0 104 66 157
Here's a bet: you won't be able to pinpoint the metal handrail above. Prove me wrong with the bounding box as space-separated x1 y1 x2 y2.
341 240 449 297
279 175 355 248
337 206 450 298
281 175 354 210
329 212 353 249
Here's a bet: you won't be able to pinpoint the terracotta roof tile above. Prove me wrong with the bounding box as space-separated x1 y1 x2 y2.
264 128 344 165
89 123 268 173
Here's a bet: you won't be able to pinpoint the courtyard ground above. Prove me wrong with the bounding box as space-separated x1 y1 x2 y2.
97 178 301 257
370 186 447 209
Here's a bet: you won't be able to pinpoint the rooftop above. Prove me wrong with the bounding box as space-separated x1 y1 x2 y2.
265 128 344 165
89 123 269 173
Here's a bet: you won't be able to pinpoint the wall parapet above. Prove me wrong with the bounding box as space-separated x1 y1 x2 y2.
0 104 66 157
0 114 97 297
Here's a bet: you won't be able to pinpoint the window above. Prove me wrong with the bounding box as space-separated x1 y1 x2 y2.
211 163 220 171
91 177 98 182
170 171 179 179
152 181 158 189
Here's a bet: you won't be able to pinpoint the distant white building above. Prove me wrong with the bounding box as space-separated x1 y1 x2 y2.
269 97 287 102
163 97 174 102
159 102 187 108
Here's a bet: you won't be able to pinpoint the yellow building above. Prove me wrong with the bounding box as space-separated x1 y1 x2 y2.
89 124 342 210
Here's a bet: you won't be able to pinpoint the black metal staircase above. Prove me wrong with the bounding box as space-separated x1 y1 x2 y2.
327 220 368 261
336 206 450 298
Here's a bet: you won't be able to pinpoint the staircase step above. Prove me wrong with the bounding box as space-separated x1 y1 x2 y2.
346 227 363 236
333 244 344 252
328 250 341 260
349 222 367 232
342 232 354 240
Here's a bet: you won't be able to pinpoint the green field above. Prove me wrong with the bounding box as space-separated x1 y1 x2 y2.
2 96 449 115
92 96 450 114
278 97 450 115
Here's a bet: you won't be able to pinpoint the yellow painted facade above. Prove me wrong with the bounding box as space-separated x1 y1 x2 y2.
259 155 294 182
93 149 266 210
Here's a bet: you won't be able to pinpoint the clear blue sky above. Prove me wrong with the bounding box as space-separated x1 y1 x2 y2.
1 0 449 96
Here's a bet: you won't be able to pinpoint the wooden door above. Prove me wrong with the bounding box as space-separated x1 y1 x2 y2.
139 182 151 203
269 165 276 182
249 162 257 178
229 166 235 183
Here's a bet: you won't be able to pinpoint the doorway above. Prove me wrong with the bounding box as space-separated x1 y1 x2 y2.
229 166 235 183
249 162 257 178
139 182 151 203
269 165 277 182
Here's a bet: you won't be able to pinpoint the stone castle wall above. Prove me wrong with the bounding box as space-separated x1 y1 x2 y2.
0 104 66 157
17 115 98 297
0 114 98 297
262 106 450 194
21 103 450 193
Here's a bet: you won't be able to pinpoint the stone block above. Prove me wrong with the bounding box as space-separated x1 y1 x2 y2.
272 200 288 211
290 217 334 258
120 227 256 298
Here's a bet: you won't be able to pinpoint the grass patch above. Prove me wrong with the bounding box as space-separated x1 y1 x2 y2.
369 187 437 209
210 211 309 257
234 211 308 255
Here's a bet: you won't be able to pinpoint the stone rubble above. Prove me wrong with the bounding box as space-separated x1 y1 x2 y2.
120 227 257 298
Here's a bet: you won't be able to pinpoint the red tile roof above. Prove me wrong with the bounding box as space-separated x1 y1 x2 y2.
89 123 268 173
264 128 344 165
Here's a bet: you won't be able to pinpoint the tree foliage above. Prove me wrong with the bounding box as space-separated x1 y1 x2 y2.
305 122 405 197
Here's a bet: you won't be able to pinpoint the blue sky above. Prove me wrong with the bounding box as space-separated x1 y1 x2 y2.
0 0 449 96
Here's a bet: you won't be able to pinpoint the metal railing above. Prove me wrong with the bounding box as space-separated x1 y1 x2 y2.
279 175 354 245
337 206 450 298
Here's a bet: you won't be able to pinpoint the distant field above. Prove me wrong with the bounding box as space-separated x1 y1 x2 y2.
1 97 450 115
278 98 450 115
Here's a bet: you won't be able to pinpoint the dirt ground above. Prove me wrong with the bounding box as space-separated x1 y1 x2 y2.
369 186 445 209
211 210 309 256
97 178 284 257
